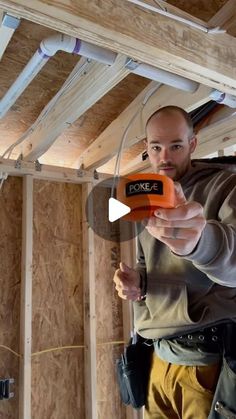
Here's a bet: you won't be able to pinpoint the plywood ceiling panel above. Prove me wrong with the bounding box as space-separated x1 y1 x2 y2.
166 0 228 21
40 73 149 167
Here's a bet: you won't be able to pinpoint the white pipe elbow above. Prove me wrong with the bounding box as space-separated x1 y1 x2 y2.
39 34 116 65
39 34 77 57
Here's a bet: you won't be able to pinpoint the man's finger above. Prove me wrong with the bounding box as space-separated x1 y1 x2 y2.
153 201 203 221
174 182 187 206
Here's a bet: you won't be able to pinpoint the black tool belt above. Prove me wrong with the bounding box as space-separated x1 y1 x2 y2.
170 324 225 353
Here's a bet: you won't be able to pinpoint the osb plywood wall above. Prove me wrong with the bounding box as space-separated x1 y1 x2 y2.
32 180 85 419
0 176 22 419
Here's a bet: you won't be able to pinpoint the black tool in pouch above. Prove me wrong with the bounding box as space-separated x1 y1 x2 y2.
116 333 153 409
208 322 236 419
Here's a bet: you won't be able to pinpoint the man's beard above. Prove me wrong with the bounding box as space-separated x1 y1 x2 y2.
155 162 188 181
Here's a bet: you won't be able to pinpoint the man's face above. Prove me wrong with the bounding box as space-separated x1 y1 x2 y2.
145 111 197 180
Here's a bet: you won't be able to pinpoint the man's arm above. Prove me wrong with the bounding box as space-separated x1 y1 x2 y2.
144 181 236 287
182 183 236 287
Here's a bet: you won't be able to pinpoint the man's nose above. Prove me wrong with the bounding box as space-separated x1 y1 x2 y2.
160 148 169 161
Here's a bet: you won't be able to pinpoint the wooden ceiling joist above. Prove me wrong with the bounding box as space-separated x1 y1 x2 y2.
1 0 236 94
77 83 211 171
22 54 130 162
121 152 150 175
194 113 236 158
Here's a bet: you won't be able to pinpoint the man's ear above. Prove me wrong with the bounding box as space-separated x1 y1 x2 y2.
142 139 148 161
189 136 197 154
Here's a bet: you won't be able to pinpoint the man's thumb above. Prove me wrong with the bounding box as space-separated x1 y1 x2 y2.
120 262 132 273
174 182 187 206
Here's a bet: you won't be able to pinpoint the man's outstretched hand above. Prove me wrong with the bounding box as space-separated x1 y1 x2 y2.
143 182 206 256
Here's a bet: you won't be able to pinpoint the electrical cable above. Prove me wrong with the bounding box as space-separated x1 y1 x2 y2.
111 82 162 198
0 344 21 358
153 0 167 12
0 171 8 192
0 340 125 359
31 341 125 357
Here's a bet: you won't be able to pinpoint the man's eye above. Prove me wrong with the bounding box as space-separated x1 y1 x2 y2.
172 145 182 151
151 146 161 152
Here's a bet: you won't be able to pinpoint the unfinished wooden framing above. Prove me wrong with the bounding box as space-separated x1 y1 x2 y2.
82 182 98 419
0 166 137 419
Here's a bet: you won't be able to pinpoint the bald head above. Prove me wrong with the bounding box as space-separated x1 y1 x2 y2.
144 105 197 180
146 106 194 139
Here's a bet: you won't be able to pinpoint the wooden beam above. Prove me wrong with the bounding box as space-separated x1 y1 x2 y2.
1 1 236 94
82 183 98 419
22 54 130 161
19 175 33 419
121 153 150 175
0 157 109 183
77 83 211 170
193 113 236 158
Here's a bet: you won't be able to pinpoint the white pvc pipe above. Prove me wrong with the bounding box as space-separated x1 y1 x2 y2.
132 62 199 93
0 31 199 119
209 89 236 108
0 34 117 118
0 51 49 118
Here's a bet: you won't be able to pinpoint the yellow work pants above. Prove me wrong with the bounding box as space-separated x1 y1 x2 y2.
145 352 221 419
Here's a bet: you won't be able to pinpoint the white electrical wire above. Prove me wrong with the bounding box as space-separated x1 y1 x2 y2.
111 82 162 198
1 57 91 160
152 0 167 12
127 0 226 34
0 171 8 191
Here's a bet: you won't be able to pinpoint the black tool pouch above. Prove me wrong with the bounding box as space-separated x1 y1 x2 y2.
116 335 153 409
208 323 236 419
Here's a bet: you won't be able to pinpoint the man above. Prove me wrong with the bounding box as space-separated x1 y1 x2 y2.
113 106 236 418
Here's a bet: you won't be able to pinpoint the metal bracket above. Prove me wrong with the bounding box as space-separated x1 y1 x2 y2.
77 163 84 178
15 154 23 169
142 151 148 161
35 160 42 172
93 170 99 180
0 378 14 400
125 57 140 71
2 14 20 30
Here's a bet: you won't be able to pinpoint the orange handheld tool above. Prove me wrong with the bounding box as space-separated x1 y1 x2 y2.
116 173 175 221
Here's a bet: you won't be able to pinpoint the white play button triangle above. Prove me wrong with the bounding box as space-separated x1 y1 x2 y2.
108 197 131 222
